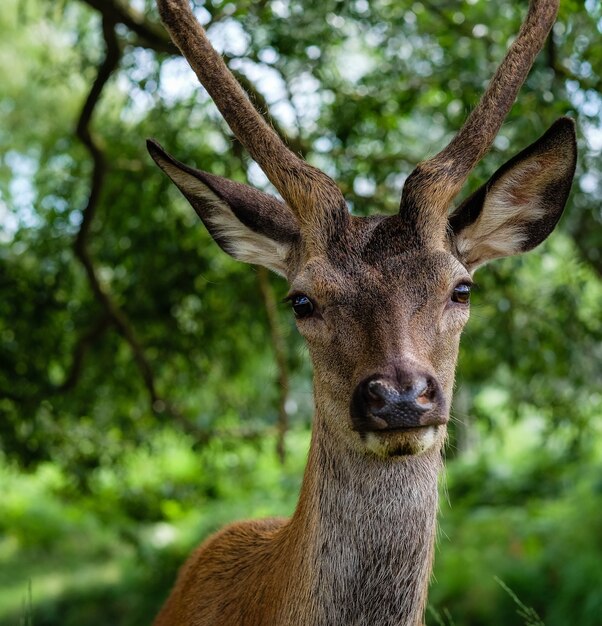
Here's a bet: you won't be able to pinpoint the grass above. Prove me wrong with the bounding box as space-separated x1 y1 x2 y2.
0 542 126 623
18 581 32 626
495 577 545 626
427 605 456 626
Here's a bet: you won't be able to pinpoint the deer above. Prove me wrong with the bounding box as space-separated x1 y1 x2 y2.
147 0 576 624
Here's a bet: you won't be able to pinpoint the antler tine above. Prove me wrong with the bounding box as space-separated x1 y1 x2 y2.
156 0 348 237
400 0 560 224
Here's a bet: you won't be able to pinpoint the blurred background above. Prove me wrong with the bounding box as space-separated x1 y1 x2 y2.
1 0 601 624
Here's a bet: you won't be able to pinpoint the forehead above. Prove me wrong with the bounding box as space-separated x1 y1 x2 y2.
292 215 468 299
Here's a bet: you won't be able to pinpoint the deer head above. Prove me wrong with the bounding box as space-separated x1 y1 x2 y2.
147 0 576 461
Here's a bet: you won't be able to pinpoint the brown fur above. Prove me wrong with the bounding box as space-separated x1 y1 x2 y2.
149 1 576 625
155 429 442 626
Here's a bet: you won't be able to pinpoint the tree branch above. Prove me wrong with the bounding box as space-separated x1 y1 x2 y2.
74 18 160 401
546 31 602 93
56 315 111 393
78 0 176 54
257 267 290 463
73 16 210 439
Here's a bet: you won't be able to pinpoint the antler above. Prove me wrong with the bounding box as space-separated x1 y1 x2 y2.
156 0 348 240
400 0 560 225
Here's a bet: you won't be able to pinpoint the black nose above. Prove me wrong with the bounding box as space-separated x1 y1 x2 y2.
350 369 447 433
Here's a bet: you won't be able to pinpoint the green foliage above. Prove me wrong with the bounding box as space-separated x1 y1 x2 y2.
429 447 602 626
0 430 308 623
1 0 601 623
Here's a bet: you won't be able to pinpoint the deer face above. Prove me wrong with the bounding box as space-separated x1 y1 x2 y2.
284 220 469 457
148 118 575 459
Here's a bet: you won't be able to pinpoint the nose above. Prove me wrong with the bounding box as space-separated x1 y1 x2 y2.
350 367 447 433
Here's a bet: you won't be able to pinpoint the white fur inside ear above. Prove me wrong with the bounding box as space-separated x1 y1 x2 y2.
455 160 547 269
163 163 290 276
206 202 290 276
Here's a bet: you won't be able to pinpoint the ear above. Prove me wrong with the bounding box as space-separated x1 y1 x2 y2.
147 140 300 277
449 118 577 271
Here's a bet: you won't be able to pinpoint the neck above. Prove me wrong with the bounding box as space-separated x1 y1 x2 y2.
280 414 442 626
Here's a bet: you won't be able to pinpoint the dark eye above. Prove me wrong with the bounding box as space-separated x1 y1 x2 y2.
451 283 471 304
291 295 314 319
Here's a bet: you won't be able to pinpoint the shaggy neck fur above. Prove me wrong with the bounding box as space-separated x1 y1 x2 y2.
278 414 442 626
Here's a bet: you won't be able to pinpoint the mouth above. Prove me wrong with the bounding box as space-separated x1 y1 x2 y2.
359 423 435 436
362 424 445 458
353 411 448 439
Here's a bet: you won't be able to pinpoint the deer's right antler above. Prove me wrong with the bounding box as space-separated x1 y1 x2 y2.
156 0 349 244
400 0 560 232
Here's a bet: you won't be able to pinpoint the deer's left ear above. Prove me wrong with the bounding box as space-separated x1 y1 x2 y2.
147 140 300 277
449 118 577 271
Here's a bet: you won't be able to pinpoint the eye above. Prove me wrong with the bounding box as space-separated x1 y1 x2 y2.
451 282 471 304
290 294 314 319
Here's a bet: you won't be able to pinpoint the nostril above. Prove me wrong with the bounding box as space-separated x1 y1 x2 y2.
367 380 381 397
414 375 439 408
415 376 436 404
415 394 431 408
412 377 429 398
366 380 388 408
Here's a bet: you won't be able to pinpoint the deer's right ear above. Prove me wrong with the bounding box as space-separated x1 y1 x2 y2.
147 140 300 277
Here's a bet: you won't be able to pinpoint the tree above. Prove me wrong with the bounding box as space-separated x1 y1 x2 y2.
0 2 601 622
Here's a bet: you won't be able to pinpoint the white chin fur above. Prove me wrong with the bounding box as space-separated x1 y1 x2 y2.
364 425 442 458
